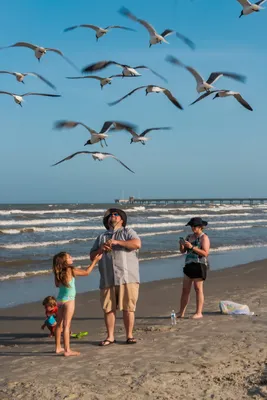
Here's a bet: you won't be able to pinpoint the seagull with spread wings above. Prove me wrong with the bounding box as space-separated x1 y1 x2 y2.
0 42 78 71
66 74 138 90
190 90 253 111
63 23 135 41
0 91 60 106
54 120 137 147
0 71 56 90
126 126 172 145
108 85 183 110
237 0 267 17
82 60 167 82
166 55 246 93
118 6 195 49
52 151 135 173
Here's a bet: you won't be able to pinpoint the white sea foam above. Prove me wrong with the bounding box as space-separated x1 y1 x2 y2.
0 237 94 249
139 230 183 237
0 217 91 226
0 269 51 281
2 242 267 281
0 206 146 217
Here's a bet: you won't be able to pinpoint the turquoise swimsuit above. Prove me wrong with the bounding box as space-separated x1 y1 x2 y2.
57 277 76 304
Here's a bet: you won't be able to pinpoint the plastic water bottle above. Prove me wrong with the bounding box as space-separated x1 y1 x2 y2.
171 310 176 326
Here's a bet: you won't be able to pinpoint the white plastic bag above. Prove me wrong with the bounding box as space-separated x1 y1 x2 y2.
219 300 254 316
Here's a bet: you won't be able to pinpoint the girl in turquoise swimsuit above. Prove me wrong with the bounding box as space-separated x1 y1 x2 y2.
53 251 102 357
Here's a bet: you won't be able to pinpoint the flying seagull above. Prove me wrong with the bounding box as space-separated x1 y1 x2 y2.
63 23 135 41
66 74 139 90
0 71 56 90
108 85 183 110
52 151 135 173
190 89 253 111
0 42 78 71
54 120 137 147
118 6 195 49
82 60 167 82
126 126 172 145
166 55 246 93
237 0 267 17
0 91 61 106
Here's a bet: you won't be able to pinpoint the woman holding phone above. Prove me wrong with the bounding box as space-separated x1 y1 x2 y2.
177 217 210 319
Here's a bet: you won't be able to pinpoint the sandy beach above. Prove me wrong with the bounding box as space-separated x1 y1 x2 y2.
1 259 267 400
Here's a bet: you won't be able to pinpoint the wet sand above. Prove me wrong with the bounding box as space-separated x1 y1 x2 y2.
1 259 267 399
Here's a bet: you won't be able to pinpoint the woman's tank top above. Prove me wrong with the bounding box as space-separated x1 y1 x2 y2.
185 233 208 266
57 277 76 302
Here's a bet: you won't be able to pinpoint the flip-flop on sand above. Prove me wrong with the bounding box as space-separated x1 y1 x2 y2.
126 337 137 344
99 339 116 346
71 331 88 339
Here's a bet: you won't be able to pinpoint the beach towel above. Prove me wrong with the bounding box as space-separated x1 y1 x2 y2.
219 300 254 315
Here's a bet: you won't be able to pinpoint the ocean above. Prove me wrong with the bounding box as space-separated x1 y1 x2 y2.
1 202 267 308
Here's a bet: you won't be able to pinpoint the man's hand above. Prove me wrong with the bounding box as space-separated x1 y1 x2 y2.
100 239 112 252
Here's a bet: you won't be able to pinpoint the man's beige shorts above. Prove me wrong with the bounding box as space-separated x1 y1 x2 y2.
100 283 139 313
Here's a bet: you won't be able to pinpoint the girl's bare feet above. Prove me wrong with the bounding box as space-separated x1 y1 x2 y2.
64 350 80 357
55 347 64 354
176 313 184 319
192 313 203 319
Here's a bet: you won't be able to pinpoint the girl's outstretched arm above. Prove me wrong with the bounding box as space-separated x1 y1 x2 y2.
73 253 102 277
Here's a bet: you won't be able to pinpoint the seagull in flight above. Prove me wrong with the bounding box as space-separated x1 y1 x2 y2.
108 85 183 110
63 23 135 41
237 0 267 17
66 74 138 90
0 91 61 107
126 126 172 145
0 42 78 71
166 55 246 93
82 60 167 82
52 151 135 173
190 90 253 111
118 6 195 49
54 120 137 147
0 71 56 90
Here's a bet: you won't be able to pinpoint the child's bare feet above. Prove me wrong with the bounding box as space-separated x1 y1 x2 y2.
192 313 203 319
55 347 64 354
176 313 184 319
64 350 80 357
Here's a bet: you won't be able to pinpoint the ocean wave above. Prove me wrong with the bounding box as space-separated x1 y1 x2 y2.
0 217 90 227
0 269 51 281
0 237 94 249
0 208 107 216
139 230 183 237
0 206 147 217
3 242 267 281
148 212 259 220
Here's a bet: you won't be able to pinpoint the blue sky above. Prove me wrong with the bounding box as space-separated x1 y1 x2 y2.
0 0 266 203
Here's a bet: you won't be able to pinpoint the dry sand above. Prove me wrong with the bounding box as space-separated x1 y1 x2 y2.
1 259 267 399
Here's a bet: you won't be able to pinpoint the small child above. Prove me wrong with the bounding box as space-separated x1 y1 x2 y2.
53 251 102 357
41 296 58 337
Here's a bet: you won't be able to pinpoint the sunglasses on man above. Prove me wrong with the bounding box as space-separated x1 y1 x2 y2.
109 212 120 217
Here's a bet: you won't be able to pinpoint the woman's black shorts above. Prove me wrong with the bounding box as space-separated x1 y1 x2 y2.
183 262 207 281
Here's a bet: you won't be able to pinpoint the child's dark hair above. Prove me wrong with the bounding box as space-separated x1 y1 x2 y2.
52 252 74 287
42 295 57 307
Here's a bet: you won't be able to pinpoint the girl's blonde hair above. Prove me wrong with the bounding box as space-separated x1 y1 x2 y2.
52 252 74 287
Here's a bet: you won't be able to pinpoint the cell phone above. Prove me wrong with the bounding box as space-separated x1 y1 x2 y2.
179 237 185 244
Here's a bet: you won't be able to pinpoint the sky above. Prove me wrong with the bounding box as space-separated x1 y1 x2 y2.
0 0 266 203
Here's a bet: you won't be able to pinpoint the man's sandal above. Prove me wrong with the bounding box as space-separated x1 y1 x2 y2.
126 337 137 344
99 339 116 346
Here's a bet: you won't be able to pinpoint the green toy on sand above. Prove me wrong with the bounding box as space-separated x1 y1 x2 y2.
70 331 88 339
